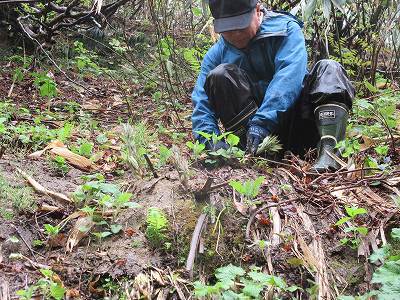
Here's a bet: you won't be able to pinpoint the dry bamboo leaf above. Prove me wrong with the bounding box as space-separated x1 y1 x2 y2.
66 216 95 252
17 168 72 204
50 147 94 171
28 140 96 171
29 140 65 159
269 206 281 246
39 204 60 212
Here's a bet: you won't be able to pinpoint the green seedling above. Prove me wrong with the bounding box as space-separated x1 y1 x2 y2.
73 175 139 240
157 144 173 167
51 155 69 176
44 224 60 237
335 206 368 249
229 176 265 202
145 207 168 248
196 131 245 162
194 264 301 299
78 141 94 158
256 135 282 155
340 228 400 299
16 269 65 300
186 140 205 160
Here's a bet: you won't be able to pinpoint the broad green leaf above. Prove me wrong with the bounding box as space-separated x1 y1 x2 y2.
50 282 65 300
267 275 287 289
356 226 368 235
345 206 367 218
304 0 318 20
40 268 54 278
229 180 245 195
322 0 331 19
215 264 245 289
196 131 212 141
248 271 271 283
391 228 400 240
79 142 93 158
369 246 390 263
364 80 378 93
335 216 351 226
226 134 240 147
241 279 263 298
110 224 123 234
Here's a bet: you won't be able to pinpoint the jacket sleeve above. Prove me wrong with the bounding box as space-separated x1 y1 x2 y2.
191 45 221 141
249 20 307 133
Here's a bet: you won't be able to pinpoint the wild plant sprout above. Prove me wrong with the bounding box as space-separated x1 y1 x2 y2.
121 122 155 176
229 176 265 205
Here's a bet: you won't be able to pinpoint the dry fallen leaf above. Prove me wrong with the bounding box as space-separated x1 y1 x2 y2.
66 216 95 252
29 140 96 171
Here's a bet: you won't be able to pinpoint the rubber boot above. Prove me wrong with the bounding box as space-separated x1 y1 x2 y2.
310 103 349 173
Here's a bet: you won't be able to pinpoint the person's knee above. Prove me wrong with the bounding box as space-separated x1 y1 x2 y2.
207 63 238 80
314 59 344 73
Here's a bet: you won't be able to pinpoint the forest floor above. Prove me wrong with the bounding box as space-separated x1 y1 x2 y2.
0 56 400 300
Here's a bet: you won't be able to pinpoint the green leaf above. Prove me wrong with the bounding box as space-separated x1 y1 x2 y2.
345 206 367 218
79 142 93 158
364 80 378 93
8 236 19 243
229 180 245 195
196 131 212 141
371 261 400 297
99 183 120 195
40 268 54 278
374 145 389 157
226 134 240 147
285 285 302 292
215 264 245 289
50 282 66 300
192 7 202 16
241 279 263 298
248 271 271 283
335 216 351 226
256 135 282 155
94 231 112 238
369 246 390 263
110 224 123 234
267 275 287 289
356 226 368 235
391 228 400 240
96 133 108 144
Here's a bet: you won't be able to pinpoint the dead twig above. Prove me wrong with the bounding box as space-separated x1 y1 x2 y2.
186 213 208 277
245 198 300 240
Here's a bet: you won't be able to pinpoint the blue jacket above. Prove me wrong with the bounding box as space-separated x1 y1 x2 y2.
191 11 307 140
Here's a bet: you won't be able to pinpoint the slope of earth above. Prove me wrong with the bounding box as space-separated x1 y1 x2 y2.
0 56 400 300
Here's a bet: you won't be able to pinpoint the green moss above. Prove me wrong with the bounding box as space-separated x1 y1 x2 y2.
0 171 36 219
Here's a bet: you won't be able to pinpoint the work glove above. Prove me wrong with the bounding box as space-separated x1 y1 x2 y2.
246 125 269 156
205 140 229 152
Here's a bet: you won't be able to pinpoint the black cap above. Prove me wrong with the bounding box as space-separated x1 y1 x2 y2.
209 0 258 33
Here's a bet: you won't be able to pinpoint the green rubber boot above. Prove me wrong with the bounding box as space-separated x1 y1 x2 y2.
311 103 349 173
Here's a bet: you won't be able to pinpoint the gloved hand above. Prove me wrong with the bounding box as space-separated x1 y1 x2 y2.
246 125 269 155
205 140 229 152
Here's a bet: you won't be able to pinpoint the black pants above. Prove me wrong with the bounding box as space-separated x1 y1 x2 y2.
204 59 355 155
